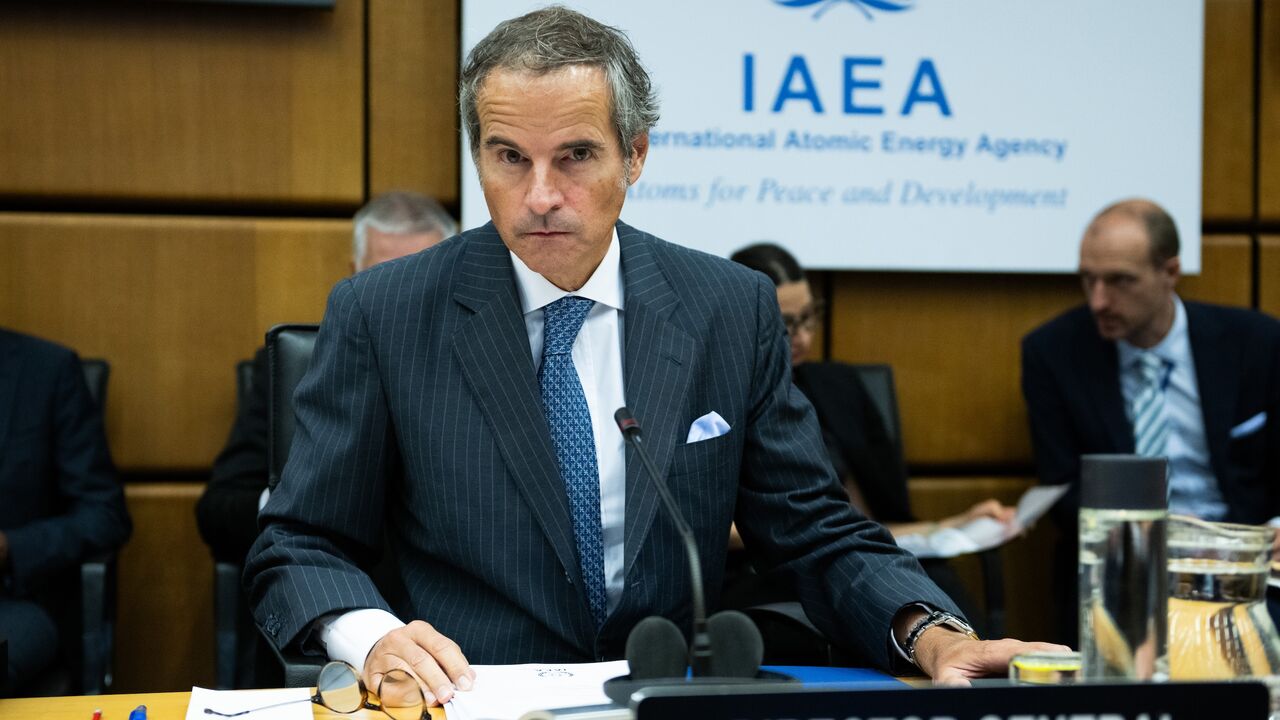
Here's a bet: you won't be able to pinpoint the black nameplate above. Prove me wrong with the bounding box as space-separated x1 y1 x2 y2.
632 680 1269 720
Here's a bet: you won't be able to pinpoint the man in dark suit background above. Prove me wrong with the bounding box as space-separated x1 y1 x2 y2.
1022 198 1280 643
246 7 1058 705
196 191 454 690
196 190 457 566
0 329 131 693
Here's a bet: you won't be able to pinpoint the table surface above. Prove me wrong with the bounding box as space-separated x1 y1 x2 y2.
0 668 912 719
0 690 447 720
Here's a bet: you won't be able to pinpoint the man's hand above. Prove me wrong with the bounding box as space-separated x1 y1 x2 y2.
942 499 1017 529
914 626 1070 686
364 621 476 706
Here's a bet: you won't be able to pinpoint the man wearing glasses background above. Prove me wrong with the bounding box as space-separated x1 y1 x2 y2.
726 243 1013 633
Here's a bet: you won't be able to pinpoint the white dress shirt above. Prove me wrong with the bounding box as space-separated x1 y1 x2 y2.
1117 296 1227 520
319 230 628 669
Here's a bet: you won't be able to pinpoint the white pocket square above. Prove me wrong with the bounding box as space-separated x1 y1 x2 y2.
1230 411 1267 439
687 411 731 443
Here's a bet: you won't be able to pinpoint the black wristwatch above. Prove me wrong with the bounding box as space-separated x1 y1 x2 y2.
903 609 978 668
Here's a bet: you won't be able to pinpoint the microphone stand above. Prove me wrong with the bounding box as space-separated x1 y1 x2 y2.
615 410 713 676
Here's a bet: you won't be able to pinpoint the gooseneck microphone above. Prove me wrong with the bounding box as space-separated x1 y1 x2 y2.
601 408 788 706
614 407 715 676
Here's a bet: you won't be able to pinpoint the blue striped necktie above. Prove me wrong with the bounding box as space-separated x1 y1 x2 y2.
538 296 607 628
1131 352 1169 458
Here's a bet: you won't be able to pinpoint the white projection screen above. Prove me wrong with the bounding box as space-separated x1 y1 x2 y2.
460 1 1203 273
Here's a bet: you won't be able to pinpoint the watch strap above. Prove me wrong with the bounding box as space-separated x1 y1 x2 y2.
903 610 978 668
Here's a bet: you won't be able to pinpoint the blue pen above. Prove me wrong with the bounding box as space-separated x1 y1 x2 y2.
129 705 147 720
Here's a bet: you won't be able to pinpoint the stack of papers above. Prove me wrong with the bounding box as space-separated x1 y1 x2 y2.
186 686 313 720
896 484 1069 559
445 660 627 720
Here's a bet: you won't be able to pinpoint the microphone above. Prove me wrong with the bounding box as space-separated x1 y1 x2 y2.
604 407 792 705
613 407 714 676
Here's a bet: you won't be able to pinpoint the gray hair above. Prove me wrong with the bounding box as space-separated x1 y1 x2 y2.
1088 198 1180 267
459 5 660 168
352 191 458 270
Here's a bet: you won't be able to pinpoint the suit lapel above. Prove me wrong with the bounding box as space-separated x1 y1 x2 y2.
1186 302 1235 483
450 227 584 591
1077 321 1132 452
616 223 696 580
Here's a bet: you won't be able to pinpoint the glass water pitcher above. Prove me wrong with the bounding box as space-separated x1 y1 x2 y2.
1167 515 1280 680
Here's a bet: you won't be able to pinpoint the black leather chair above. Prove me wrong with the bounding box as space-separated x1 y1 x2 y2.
77 359 118 696
742 364 1006 664
851 364 1006 638
212 359 258 689
261 324 327 688
29 360 119 697
267 326 319 495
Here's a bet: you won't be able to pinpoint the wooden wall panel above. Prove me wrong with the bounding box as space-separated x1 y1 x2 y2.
1263 0 1280 220
1203 0 1256 221
828 236 1253 466
0 213 350 470
0 0 364 206
114 482 214 693
1262 236 1280 318
828 271 1077 467
1179 234 1253 306
369 0 460 203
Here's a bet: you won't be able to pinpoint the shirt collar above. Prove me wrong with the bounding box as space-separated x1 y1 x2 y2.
509 227 624 314
1117 294 1186 368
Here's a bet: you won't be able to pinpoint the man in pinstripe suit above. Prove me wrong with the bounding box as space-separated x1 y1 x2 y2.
245 6 1061 706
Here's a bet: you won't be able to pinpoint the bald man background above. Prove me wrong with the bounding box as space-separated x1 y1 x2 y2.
1021 198 1280 644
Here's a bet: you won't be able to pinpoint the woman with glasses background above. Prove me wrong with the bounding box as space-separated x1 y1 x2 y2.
726 242 1013 635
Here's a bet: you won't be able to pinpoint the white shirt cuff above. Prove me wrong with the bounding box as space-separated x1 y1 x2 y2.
318 608 406 670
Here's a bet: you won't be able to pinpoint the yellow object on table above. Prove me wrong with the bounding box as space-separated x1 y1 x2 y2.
1008 651 1082 684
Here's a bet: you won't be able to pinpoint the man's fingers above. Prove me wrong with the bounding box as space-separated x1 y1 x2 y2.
377 654 440 705
926 637 1072 684
932 669 972 687
403 621 474 704
365 634 436 704
966 499 1014 524
364 622 474 706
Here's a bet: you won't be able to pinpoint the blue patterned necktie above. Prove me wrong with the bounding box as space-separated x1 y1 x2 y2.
538 295 607 628
1131 352 1169 458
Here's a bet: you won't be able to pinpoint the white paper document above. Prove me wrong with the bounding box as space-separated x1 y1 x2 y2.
896 484 1070 559
445 660 627 720
186 686 313 720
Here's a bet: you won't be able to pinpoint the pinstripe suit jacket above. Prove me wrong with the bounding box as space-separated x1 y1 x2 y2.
245 221 957 669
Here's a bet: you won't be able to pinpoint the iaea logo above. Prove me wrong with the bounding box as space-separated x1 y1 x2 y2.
773 0 914 21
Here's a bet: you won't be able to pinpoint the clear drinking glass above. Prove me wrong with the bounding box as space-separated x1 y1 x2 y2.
1076 455 1169 681
1079 507 1168 679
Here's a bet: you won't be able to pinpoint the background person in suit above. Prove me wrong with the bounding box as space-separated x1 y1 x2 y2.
196 190 455 689
726 243 1013 633
0 328 131 693
1022 198 1280 644
196 190 457 566
246 7 1061 706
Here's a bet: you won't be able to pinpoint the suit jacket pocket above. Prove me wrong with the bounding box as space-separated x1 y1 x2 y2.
668 431 737 478
1226 414 1267 485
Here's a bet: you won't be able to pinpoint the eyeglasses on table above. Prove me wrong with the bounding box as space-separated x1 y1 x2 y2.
203 661 427 720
